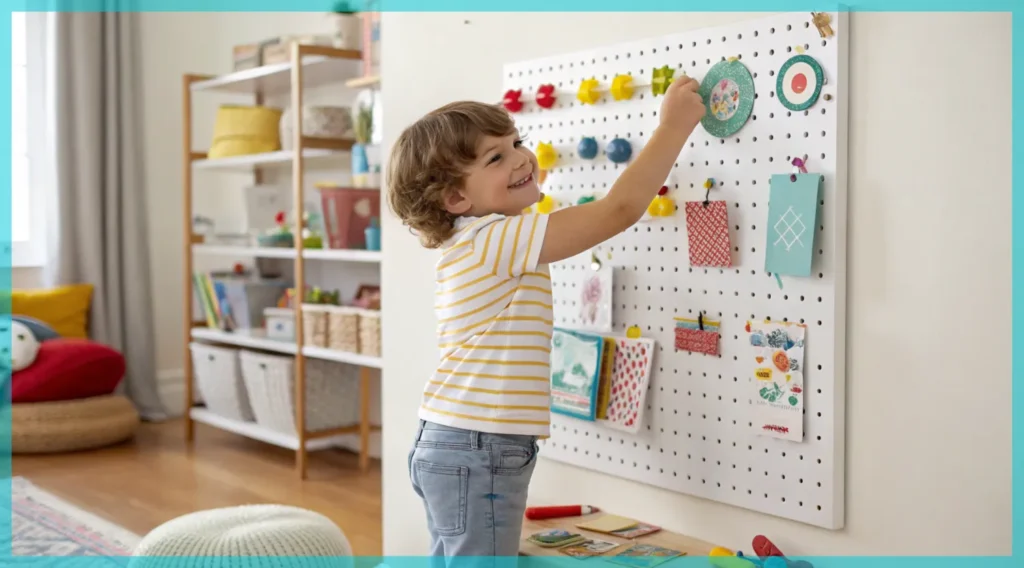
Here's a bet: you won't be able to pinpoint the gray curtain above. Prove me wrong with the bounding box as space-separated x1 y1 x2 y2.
44 12 167 421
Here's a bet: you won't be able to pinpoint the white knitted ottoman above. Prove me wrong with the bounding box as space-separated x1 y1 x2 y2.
128 504 353 568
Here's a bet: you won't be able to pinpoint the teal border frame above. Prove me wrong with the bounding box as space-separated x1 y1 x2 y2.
0 3 1017 567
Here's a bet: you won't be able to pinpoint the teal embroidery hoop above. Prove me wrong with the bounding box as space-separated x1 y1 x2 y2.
699 59 755 138
776 54 824 111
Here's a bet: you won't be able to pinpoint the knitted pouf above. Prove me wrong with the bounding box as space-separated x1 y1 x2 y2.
128 504 354 568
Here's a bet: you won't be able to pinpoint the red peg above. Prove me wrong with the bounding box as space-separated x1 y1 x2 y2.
536 84 557 109
752 535 786 558
658 185 669 196
502 89 524 113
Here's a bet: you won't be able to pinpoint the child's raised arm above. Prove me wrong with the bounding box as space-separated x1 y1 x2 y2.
538 76 707 266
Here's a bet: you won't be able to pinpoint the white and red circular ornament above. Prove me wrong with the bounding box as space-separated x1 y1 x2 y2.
776 54 825 111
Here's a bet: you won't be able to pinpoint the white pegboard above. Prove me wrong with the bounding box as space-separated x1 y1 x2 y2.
502 12 848 529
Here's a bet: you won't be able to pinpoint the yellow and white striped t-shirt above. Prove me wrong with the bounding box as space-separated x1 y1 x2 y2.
419 213 554 437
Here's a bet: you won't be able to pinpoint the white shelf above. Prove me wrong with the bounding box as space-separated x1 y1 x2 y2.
189 408 349 451
191 327 295 355
190 327 383 368
302 346 383 369
192 149 342 171
190 53 361 96
345 75 380 89
193 244 381 263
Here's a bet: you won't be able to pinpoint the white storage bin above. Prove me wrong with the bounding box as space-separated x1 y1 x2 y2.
189 342 255 422
238 350 360 436
326 306 360 353
301 304 330 347
264 307 295 341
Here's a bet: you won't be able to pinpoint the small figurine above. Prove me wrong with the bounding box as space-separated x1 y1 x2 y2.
577 136 599 160
651 66 675 96
577 78 601 105
606 138 632 164
536 84 557 109
647 186 675 217
811 12 835 38
610 74 634 101
502 89 523 113
536 142 558 170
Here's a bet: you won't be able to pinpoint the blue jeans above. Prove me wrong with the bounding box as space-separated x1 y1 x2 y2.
408 420 539 558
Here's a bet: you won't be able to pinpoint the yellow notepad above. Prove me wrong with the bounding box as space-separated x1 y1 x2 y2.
577 514 639 534
596 338 616 419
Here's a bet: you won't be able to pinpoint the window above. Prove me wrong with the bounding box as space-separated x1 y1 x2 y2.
10 12 49 267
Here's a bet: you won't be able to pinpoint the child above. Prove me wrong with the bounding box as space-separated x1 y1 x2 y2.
387 76 706 558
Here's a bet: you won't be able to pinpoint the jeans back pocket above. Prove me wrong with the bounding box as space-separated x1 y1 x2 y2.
411 460 469 537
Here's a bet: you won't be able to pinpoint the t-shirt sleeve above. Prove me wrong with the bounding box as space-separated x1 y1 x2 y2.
470 213 549 278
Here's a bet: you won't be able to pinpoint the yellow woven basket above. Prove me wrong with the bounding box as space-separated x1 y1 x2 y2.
208 105 283 159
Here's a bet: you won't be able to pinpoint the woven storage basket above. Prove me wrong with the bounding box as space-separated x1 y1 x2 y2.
238 350 360 436
280 106 353 151
326 306 360 353
189 342 255 422
12 395 140 454
357 309 382 357
301 304 330 347
208 105 283 159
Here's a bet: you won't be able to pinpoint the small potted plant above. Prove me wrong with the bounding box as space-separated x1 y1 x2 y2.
351 103 373 187
330 1 362 51
257 211 295 248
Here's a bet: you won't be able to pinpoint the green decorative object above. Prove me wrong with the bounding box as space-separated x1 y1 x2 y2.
776 54 824 111
699 59 755 138
576 195 596 205
651 65 674 96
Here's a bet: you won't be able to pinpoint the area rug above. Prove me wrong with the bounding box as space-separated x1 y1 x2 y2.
7 476 140 559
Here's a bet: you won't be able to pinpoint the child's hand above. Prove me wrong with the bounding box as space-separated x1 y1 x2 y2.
659 75 705 132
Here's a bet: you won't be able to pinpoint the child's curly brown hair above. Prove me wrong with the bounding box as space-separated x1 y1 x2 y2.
386 101 518 249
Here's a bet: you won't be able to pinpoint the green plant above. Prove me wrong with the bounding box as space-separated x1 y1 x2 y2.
353 104 373 144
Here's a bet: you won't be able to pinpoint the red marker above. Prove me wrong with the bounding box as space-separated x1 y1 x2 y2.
525 505 598 520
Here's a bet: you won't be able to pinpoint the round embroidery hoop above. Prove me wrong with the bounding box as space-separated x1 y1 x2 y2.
776 54 824 111
699 59 755 138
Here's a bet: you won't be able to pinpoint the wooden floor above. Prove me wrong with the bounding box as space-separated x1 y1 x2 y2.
11 419 383 555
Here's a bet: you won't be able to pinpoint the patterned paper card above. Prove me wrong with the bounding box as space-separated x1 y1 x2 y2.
673 315 721 356
578 264 614 333
601 337 655 434
684 200 732 267
747 320 807 442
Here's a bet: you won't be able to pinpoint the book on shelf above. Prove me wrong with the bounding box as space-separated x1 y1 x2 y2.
192 272 237 332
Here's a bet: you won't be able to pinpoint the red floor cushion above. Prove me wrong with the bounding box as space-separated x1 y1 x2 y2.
12 339 125 404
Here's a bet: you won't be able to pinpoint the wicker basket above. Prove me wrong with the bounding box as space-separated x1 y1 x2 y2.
189 342 255 422
326 306 360 353
280 106 353 151
238 350 360 436
301 304 330 347
208 105 283 159
357 309 381 357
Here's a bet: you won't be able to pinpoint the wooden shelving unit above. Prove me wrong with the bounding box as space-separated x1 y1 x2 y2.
182 43 381 479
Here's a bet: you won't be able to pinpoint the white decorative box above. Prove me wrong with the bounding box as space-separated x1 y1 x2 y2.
263 307 295 341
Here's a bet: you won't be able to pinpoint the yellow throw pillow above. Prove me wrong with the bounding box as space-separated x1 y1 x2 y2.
12 284 93 339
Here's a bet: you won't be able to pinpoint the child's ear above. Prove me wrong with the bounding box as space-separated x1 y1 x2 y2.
442 188 472 215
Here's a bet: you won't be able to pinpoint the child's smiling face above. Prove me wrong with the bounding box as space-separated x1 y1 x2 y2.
443 132 541 218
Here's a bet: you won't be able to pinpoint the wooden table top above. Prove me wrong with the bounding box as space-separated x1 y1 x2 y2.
520 510 719 559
